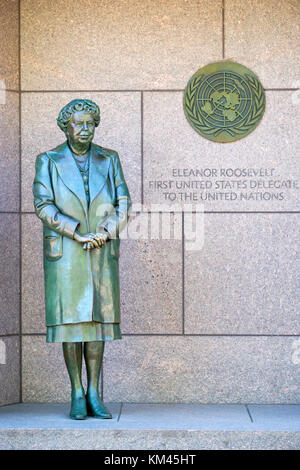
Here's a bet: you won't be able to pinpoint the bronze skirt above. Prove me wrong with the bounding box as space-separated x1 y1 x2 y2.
46 322 122 343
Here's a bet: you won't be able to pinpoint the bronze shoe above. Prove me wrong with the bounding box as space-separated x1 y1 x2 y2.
86 396 112 419
70 396 87 420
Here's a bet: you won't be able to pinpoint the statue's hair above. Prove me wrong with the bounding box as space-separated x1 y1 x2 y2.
57 99 100 133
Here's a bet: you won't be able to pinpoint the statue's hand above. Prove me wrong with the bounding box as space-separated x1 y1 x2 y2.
73 231 101 249
94 231 109 246
82 231 109 251
74 230 108 251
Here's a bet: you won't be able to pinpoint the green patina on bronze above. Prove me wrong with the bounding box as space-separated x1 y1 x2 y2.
184 61 265 143
32 99 132 420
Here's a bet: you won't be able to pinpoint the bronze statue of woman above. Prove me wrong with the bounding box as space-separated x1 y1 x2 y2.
32 99 131 420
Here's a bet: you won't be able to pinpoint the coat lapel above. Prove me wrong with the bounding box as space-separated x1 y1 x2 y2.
50 141 88 215
49 141 111 217
88 144 111 209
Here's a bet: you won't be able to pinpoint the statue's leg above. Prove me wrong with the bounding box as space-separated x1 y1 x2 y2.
84 341 112 419
62 342 87 420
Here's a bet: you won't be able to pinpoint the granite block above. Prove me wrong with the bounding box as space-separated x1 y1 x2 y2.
103 336 300 403
119 403 252 430
248 405 300 431
184 213 300 334
143 91 300 211
0 0 19 90
0 92 20 211
21 92 141 211
0 336 20 406
0 214 20 335
22 336 88 403
1 429 300 450
120 230 182 334
21 0 222 90
22 214 44 334
225 0 300 88
0 403 121 429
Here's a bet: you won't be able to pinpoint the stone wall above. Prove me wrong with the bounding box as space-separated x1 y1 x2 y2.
1 0 300 404
0 0 20 406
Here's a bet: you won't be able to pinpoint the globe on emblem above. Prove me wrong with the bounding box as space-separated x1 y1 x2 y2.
184 61 266 143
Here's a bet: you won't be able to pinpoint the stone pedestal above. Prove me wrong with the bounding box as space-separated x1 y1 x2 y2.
0 403 299 450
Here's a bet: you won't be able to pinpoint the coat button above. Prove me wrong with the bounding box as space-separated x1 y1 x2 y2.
83 175 88 183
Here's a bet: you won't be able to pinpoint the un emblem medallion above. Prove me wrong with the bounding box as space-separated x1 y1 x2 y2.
184 61 265 143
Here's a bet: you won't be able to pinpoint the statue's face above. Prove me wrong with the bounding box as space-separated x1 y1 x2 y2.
66 111 95 147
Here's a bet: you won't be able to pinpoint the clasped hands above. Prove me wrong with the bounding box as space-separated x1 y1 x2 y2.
73 229 109 251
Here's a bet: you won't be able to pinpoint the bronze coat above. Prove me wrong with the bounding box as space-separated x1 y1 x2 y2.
32 141 131 327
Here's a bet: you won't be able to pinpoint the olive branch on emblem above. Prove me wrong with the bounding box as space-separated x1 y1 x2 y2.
184 72 265 139
231 74 265 135
184 74 216 135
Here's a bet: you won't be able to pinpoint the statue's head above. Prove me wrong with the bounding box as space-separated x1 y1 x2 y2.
57 99 100 149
